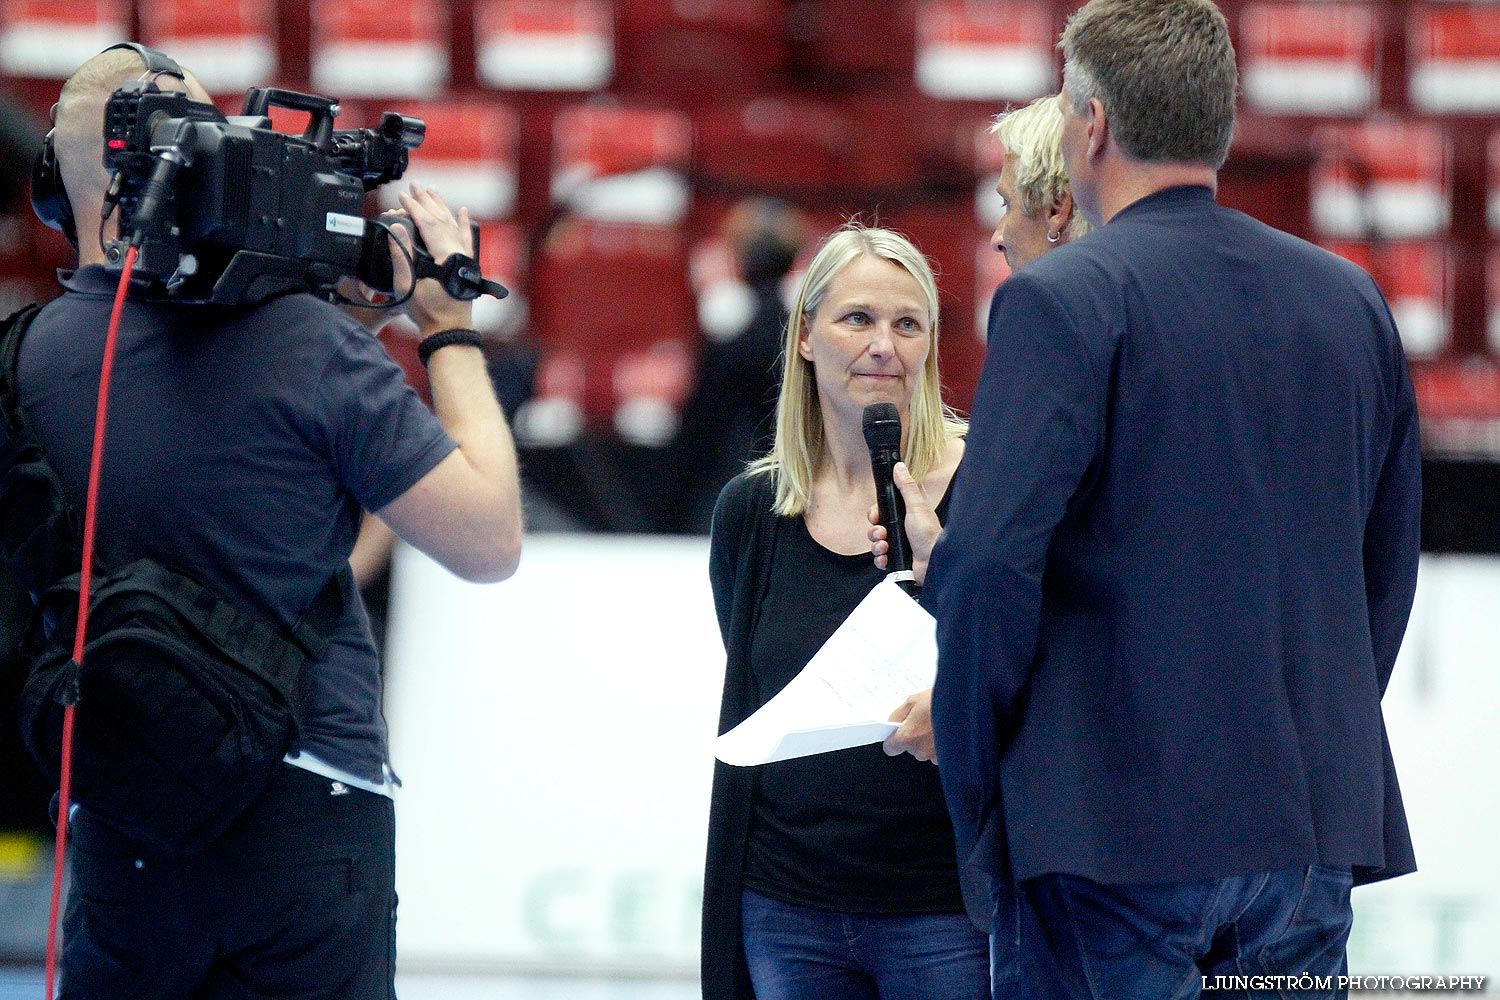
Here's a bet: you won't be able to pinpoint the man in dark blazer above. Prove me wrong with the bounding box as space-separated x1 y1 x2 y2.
921 0 1422 994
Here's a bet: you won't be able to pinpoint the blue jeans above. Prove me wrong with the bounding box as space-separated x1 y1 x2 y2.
1003 866 1354 1000
741 887 990 1000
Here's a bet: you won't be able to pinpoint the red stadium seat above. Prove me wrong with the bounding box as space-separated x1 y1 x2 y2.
474 0 614 92
140 0 277 95
1377 242 1451 361
470 221 529 339
1409 4 1500 113
1239 2 1380 115
612 0 786 101
1491 248 1500 354
1309 120 1452 239
689 235 757 344
517 349 588 447
612 339 695 446
1491 131 1500 236
525 220 696 445
914 0 1056 102
0 0 127 78
792 0 916 78
551 103 693 226
310 0 449 97
1321 240 1452 359
372 100 521 221
1408 353 1500 456
695 97 851 193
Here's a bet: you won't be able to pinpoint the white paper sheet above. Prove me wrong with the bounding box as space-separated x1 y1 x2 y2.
714 576 937 766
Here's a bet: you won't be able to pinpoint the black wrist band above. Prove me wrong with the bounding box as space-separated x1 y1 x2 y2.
417 328 483 365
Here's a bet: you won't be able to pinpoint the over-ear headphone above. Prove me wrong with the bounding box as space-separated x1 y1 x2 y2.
31 42 186 248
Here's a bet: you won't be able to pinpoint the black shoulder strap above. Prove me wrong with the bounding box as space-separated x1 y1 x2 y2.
140 560 347 667
0 303 81 597
0 304 43 435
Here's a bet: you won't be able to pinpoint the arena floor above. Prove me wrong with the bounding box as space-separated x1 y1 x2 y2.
0 968 701 999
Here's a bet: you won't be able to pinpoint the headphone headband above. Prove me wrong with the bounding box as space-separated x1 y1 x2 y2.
99 42 185 81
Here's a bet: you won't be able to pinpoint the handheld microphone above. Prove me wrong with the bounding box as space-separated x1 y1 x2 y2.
863 402 916 594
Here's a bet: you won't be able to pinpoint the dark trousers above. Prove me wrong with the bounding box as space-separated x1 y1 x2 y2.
61 763 397 1000
999 866 1354 1000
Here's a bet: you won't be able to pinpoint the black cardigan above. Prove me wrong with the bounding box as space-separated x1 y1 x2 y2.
702 469 780 1000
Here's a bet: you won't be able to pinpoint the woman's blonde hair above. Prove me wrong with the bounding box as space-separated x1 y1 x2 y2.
749 224 966 516
991 94 1092 241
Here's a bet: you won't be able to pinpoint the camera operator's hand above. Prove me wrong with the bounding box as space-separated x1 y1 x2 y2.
388 183 475 336
374 182 523 585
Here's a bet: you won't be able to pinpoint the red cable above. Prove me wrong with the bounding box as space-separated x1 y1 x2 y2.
44 244 138 1000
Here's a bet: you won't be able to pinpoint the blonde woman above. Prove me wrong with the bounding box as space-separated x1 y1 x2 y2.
991 92 1091 272
701 225 982 1000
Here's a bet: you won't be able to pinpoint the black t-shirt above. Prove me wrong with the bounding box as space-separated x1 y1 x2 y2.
741 489 963 915
18 267 455 782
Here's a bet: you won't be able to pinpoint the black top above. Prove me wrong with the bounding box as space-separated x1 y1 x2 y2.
741 494 961 914
703 468 980 1000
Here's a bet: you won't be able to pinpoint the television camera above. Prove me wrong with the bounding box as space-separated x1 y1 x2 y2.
98 81 506 307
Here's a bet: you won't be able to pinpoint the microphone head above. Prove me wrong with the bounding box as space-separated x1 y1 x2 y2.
862 402 902 450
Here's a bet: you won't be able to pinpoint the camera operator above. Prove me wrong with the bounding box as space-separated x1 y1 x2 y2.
18 45 521 999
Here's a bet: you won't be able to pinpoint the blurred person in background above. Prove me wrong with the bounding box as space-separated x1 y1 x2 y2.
702 224 983 1000
921 0 1422 994
675 197 809 533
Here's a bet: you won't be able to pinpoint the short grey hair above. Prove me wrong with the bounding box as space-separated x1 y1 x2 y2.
1060 0 1237 169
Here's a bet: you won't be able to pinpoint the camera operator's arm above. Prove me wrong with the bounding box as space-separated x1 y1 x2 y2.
374 184 523 583
349 511 397 588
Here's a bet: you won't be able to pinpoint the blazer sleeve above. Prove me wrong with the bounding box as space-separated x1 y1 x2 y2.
926 270 1107 853
1363 332 1421 696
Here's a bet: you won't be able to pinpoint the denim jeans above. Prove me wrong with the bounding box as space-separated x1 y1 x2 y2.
1003 865 1354 1000
741 887 990 1000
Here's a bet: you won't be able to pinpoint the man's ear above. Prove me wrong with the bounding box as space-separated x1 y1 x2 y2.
1085 97 1109 162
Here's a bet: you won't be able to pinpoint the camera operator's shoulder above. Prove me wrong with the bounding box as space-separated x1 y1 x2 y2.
241 292 374 350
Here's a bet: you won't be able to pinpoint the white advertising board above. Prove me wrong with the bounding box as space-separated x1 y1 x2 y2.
385 541 1497 977
385 535 722 973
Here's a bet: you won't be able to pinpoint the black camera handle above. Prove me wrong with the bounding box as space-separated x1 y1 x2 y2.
423 252 508 302
241 88 340 150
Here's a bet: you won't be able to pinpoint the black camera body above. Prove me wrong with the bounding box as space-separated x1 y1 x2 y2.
101 82 429 305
